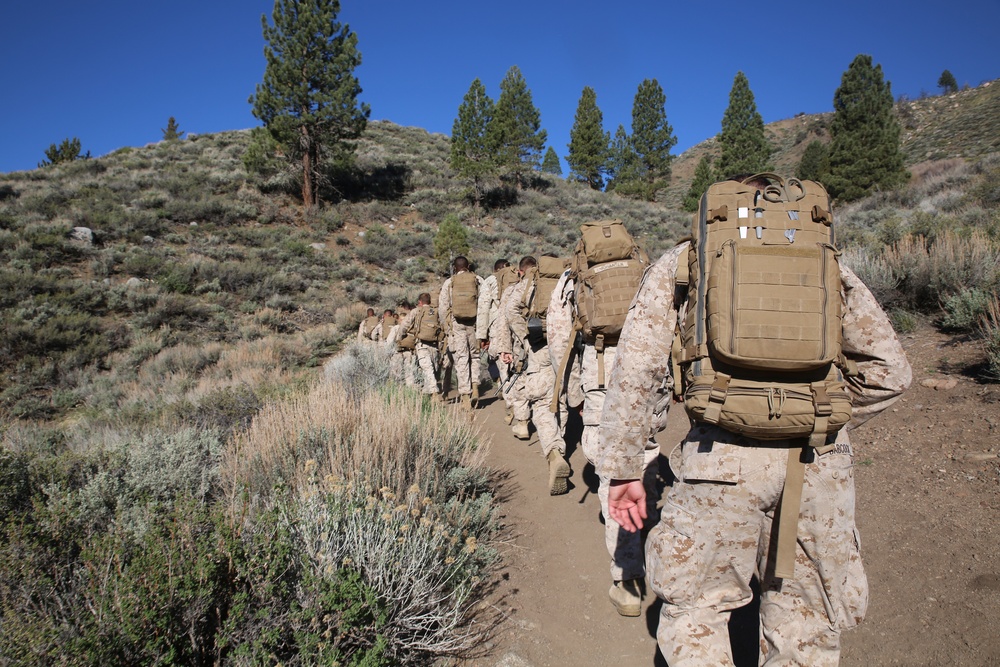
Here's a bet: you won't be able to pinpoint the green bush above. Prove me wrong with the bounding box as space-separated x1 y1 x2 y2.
889 309 919 334
940 288 991 332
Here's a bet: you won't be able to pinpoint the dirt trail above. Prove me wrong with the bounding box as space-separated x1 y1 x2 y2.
465 324 1000 667
463 390 685 667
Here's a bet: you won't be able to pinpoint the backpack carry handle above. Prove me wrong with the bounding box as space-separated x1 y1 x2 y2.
743 173 807 204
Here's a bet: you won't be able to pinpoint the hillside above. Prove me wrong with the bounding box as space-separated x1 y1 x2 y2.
1 76 999 423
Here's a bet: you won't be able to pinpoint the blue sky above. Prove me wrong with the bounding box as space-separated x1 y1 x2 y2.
2 0 998 174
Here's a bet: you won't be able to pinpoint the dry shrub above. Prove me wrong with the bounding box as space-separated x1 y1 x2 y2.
334 301 370 334
292 481 498 660
223 379 485 502
980 295 1000 381
840 247 898 306
881 231 1000 309
909 158 969 192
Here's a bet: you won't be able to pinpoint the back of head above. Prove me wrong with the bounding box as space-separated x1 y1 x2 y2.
727 172 771 190
453 256 470 272
494 258 510 272
417 292 431 306
519 256 538 272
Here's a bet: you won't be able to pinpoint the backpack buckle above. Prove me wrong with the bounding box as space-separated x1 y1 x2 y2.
703 373 731 424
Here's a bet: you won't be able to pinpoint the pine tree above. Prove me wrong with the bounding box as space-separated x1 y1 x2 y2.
631 78 677 191
938 69 958 94
541 147 562 176
826 54 908 201
161 117 184 141
38 137 89 167
714 72 771 180
434 214 470 272
683 155 715 212
487 66 547 187
566 86 610 190
606 125 640 192
249 0 370 207
450 78 496 201
797 140 830 183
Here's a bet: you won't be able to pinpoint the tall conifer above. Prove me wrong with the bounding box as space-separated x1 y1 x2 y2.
606 125 640 194
631 78 677 188
826 54 907 201
249 0 369 207
714 72 770 180
566 86 610 190
488 66 547 187
938 69 958 94
797 140 830 183
450 78 496 201
541 147 562 176
683 155 715 212
161 117 184 141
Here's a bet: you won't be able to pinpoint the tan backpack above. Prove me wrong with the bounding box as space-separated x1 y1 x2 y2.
676 174 853 442
450 271 479 321
379 315 396 341
362 314 379 338
675 174 856 578
571 220 649 346
495 265 520 305
521 256 568 347
412 304 442 344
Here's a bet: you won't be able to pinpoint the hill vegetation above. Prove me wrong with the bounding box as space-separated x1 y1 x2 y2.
0 78 998 664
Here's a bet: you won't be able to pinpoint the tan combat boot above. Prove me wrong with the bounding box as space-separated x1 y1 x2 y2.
460 394 472 411
503 405 514 425
608 579 642 617
512 419 530 440
470 383 480 408
546 449 571 495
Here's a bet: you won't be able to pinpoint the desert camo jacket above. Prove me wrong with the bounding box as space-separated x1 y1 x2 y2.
596 242 913 481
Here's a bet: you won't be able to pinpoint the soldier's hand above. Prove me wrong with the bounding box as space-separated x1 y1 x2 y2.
479 339 489 350
607 479 647 533
500 352 513 365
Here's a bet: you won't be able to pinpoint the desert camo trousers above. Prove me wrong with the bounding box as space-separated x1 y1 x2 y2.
650 424 867 667
580 345 659 582
392 350 417 388
414 341 439 395
511 348 563 457
449 320 477 396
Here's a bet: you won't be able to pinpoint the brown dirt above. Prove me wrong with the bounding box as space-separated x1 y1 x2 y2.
462 323 1000 666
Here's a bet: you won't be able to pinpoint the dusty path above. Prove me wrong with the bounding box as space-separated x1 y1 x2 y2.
465 325 999 666
466 391 687 667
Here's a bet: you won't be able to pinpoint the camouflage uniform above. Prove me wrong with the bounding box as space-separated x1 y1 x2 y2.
549 271 661 584
495 281 527 415
494 280 564 458
398 305 440 395
357 314 378 343
439 271 484 398
476 273 509 388
597 242 912 666
385 320 417 388
371 315 396 343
